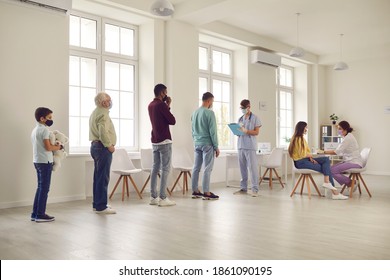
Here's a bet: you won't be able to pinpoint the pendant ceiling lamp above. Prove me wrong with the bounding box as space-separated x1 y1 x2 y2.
289 13 305 58
150 0 175 17
334 34 349 70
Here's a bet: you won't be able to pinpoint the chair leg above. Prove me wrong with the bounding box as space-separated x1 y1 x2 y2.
357 173 372 197
170 171 183 193
306 175 312 199
290 174 304 197
300 175 306 195
259 168 270 185
122 176 127 201
110 175 123 199
272 168 285 188
128 175 142 199
140 174 150 194
308 174 322 197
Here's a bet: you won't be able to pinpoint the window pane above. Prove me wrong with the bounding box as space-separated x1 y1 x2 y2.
69 15 80 47
80 18 96 49
120 64 134 92
222 81 230 102
221 52 231 75
280 91 286 109
199 77 208 98
80 88 96 117
69 86 80 116
105 24 120 54
119 119 134 147
80 117 90 147
80 57 96 87
106 90 119 118
199 47 208 71
69 117 80 147
212 79 222 101
120 28 134 56
212 50 222 73
120 92 134 119
69 56 80 86
105 61 120 90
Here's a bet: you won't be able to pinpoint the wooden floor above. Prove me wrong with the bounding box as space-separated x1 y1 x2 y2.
1 174 390 260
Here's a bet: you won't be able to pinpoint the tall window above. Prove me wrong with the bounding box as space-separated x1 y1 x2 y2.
277 66 294 147
69 13 138 153
199 44 233 149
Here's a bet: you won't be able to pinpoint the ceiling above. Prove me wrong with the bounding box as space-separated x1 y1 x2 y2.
76 0 390 60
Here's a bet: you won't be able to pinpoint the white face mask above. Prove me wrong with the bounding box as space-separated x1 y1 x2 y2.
241 108 248 115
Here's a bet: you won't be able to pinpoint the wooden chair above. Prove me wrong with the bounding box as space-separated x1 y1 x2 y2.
341 148 372 198
170 147 192 195
290 164 323 199
259 148 285 189
110 149 143 201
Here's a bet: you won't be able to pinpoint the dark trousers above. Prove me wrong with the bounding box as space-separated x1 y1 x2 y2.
91 141 113 211
32 162 53 218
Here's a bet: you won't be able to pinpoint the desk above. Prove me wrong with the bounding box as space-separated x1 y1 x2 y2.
225 151 288 187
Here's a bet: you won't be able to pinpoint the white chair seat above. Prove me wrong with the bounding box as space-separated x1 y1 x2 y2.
259 148 285 189
112 169 142 175
290 163 323 198
110 149 143 201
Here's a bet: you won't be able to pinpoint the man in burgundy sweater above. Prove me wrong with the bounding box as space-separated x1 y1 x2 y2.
148 84 176 207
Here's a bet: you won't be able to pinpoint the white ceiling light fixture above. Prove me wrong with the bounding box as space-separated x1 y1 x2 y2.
334 34 349 70
150 0 175 17
289 12 305 58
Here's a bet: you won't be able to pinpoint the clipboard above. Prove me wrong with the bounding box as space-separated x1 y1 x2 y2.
227 123 245 136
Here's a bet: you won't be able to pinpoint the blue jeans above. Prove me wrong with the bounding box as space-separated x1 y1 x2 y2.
32 162 53 218
150 143 172 199
191 145 215 193
294 156 335 186
238 149 259 192
91 141 113 211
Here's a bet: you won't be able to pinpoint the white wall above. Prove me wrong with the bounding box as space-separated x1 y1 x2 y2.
324 56 390 175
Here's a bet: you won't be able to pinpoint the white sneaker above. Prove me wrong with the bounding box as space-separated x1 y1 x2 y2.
322 183 337 191
150 197 159 205
95 207 116 214
332 193 349 200
251 191 260 197
158 197 176 207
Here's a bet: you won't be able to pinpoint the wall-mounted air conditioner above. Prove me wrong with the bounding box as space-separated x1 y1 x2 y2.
250 49 281 68
15 0 72 13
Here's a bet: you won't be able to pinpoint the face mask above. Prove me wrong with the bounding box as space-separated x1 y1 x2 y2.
241 108 248 115
162 94 168 102
338 129 343 136
45 119 53 127
108 100 113 109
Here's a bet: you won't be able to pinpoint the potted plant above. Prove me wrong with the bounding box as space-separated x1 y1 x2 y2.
329 113 339 125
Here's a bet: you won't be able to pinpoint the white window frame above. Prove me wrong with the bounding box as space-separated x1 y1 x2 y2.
199 43 234 150
69 11 138 154
276 65 294 148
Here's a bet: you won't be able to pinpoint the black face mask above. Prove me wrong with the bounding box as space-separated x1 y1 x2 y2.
45 119 53 127
162 94 168 102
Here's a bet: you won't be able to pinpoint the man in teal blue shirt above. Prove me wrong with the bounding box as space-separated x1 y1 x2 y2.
191 92 220 200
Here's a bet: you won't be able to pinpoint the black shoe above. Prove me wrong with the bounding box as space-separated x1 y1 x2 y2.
202 192 219 200
35 214 55 223
192 191 204 199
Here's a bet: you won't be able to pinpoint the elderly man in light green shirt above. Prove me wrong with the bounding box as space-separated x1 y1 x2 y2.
89 92 117 214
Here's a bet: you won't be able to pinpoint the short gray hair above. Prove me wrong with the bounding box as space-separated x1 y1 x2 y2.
95 92 109 107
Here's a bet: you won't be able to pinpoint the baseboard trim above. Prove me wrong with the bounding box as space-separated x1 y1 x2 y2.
0 195 86 210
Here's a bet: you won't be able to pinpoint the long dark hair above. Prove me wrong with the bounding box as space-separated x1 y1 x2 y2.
338 120 353 134
288 121 307 157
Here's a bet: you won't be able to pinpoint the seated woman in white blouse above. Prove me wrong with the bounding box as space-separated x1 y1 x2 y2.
322 121 364 190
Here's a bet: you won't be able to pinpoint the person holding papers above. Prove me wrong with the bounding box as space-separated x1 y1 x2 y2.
234 99 262 197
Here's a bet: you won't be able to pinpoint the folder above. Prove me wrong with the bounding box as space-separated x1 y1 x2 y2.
227 123 245 136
